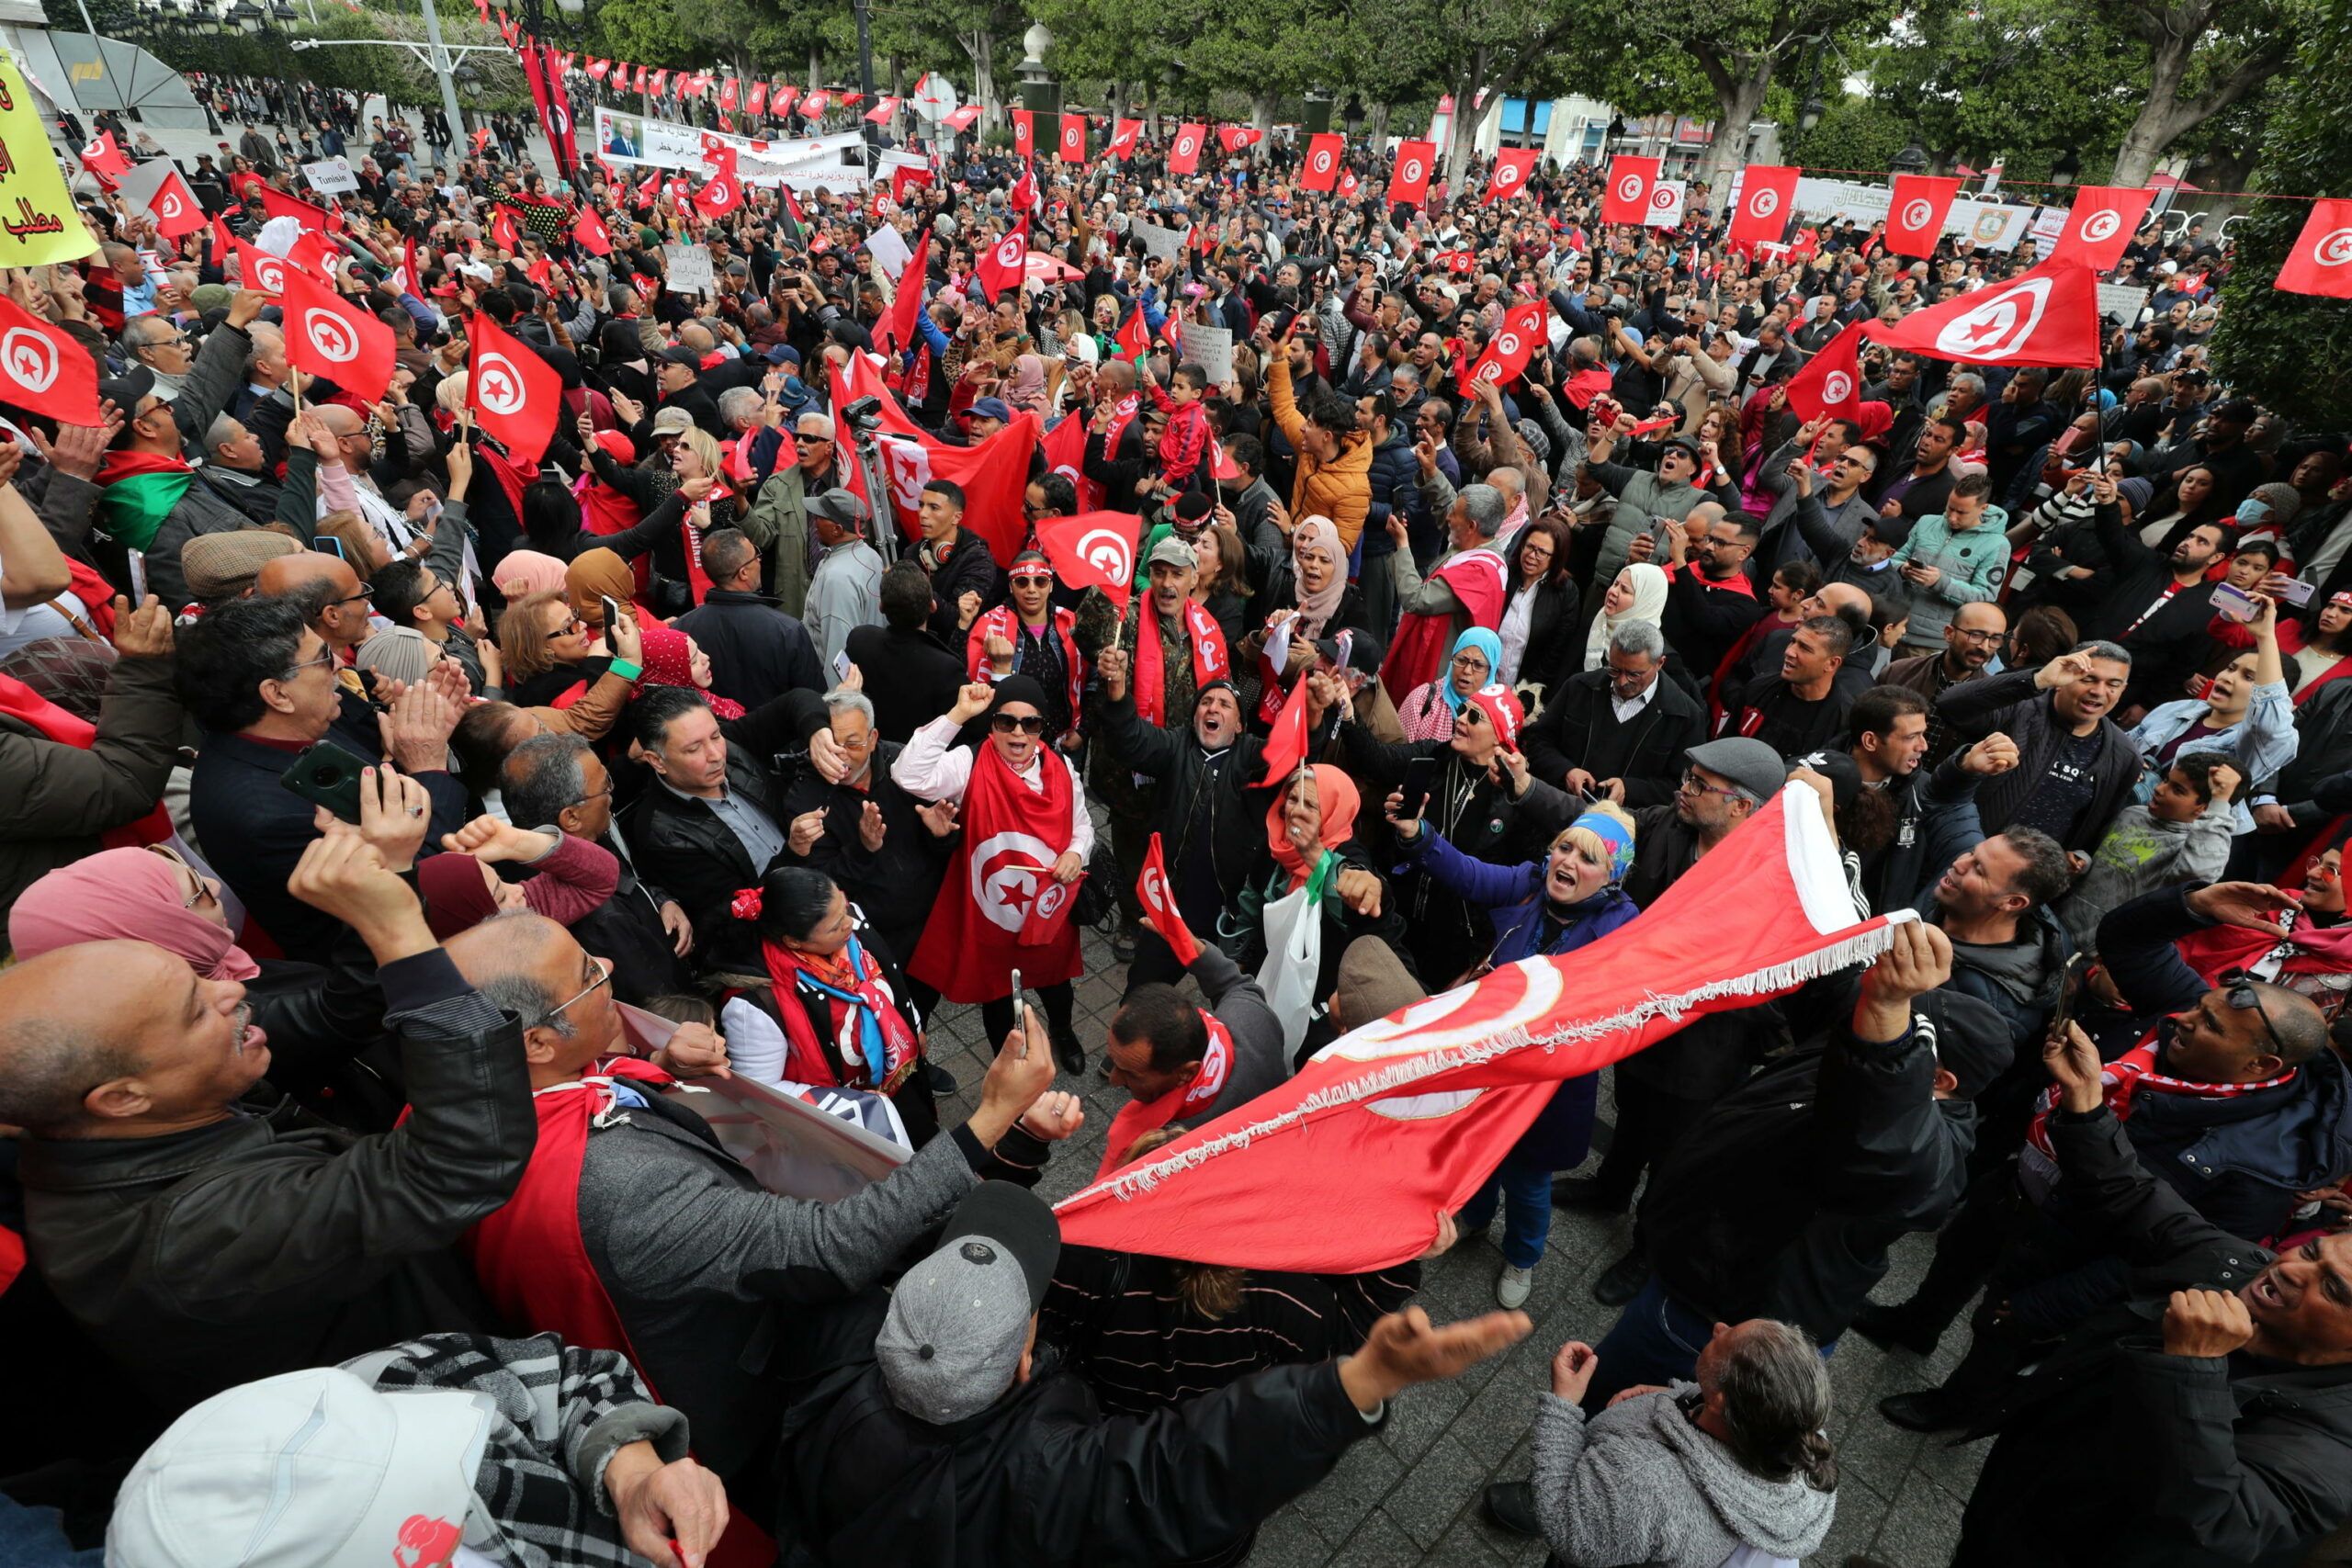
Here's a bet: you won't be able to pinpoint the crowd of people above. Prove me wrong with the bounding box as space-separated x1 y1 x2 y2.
3 101 2351 1568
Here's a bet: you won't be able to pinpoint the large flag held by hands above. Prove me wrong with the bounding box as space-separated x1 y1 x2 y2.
1863 257 2104 369
1055 784 1910 1269
1782 317 1868 424
1034 509 1139 612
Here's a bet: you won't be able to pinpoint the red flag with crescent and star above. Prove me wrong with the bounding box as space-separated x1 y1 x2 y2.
1034 510 1139 614
278 264 395 403
1782 317 1868 424
1863 257 2103 369
1054 787 1908 1269
2276 199 2352 299
1136 832 1200 964
908 727 1082 1001
467 310 562 465
0 295 100 426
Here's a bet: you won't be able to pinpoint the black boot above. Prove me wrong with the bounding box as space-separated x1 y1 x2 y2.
1550 1175 1629 1213
1591 1248 1650 1307
1049 1024 1085 1077
1850 1302 1942 1357
1877 1387 1967 1433
1480 1481 1543 1539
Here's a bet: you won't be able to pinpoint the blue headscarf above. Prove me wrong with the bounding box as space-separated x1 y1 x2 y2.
1568 811 1637 884
1441 627 1506 716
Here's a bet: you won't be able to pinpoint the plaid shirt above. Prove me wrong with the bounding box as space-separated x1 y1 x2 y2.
340 1334 688 1568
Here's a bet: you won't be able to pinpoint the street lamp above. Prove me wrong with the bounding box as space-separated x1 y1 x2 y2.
1342 92 1364 139
1890 140 1928 175
1800 95 1826 131
2049 147 2081 186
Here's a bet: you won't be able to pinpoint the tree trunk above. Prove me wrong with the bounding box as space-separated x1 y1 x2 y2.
807 49 820 92
2111 27 2197 187
1365 99 1392 148
2181 132 2261 223
1699 65 1770 205
1250 89 1275 161
964 30 1001 130
1142 79 1158 141
1442 47 1489 186
1107 79 1128 127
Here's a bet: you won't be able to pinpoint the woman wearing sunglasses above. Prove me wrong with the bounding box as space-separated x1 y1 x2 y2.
892 674 1093 1075
966 550 1080 744
721 864 939 1147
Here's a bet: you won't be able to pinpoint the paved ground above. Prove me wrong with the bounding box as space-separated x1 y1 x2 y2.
916 916 1983 1568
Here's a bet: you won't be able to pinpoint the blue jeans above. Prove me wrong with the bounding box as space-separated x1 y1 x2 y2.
1587 1279 1838 1410
1460 1149 1555 1269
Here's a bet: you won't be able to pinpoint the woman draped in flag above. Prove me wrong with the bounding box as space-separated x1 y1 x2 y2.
719 863 938 1147
891 674 1093 1075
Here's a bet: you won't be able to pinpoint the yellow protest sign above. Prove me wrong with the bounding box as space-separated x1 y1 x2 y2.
0 58 96 266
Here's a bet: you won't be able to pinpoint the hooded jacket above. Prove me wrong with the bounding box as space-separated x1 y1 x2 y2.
1531 1384 1836 1568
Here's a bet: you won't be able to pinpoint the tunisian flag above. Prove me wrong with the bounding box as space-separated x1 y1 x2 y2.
1456 300 1548 398
1728 164 1800 246
875 415 1041 567
1300 133 1343 192
1136 834 1201 964
572 204 614 255
1057 114 1087 164
1011 108 1035 159
1601 155 1660 224
1782 317 1868 423
1034 510 1138 613
468 311 563 465
1484 148 1539 206
1884 174 1962 259
1056 786 1909 1269
1107 118 1144 159
2276 199 2352 299
1864 257 2104 369
1387 140 1436 207
278 265 395 403
909 719 1081 1001
974 217 1029 301
0 296 101 425
2046 186 2156 271
1168 123 1208 175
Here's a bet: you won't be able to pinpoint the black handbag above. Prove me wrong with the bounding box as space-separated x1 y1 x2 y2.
1070 840 1122 928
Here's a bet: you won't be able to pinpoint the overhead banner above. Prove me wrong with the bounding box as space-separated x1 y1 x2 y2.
594 108 869 189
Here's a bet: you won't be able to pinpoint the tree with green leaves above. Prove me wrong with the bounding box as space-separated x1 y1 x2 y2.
2106 0 2302 186
2207 2 2352 430
1861 0 2138 177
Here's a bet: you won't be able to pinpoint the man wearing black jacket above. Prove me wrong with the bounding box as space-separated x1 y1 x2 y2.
773 1182 1530 1568
1565 923 2009 1414
1522 620 1706 807
1953 1000 2352 1568
2092 506 2230 717
1935 642 2141 853
5 821 530 1420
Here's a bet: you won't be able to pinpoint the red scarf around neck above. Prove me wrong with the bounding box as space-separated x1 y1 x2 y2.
1095 1010 1234 1178
1132 595 1227 728
757 936 921 1093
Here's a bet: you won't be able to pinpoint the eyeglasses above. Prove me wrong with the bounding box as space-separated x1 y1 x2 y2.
990 713 1048 736
1679 770 1747 799
1951 626 2005 645
276 648 335 682
329 583 374 609
2217 965 2291 1063
534 956 612 1028
554 616 584 637
1605 663 1654 684
1450 653 1489 673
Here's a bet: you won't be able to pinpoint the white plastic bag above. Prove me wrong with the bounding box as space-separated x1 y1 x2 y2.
1256 868 1328 1057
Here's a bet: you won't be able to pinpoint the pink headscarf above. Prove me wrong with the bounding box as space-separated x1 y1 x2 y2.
9 847 262 980
495 549 571 597
1006 354 1050 413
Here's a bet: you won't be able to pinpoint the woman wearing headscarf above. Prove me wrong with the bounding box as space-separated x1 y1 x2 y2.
8 840 404 1131
634 625 744 719
1238 513 1368 728
719 863 938 1147
1396 626 1504 742
1387 794 1640 1305
1003 353 1052 419
416 816 621 939
566 548 661 638
1584 562 1669 671
352 626 445 692
1217 765 1404 1032
1341 680 1532 986
493 547 571 599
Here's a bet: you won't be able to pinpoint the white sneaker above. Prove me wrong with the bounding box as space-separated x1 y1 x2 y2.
1497 1264 1533 1309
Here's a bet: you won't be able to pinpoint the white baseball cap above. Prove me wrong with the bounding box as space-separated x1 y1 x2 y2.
109 1368 492 1568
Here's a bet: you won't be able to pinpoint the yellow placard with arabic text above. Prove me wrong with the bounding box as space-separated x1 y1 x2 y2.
0 58 96 265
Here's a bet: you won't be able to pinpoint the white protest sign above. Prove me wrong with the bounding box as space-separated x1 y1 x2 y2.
2097 283 2152 325
1131 220 1190 265
662 242 716 295
1792 177 1890 228
1644 178 1688 229
1181 322 1233 383
594 107 869 188
2029 206 2067 245
1949 199 2031 252
301 157 358 196
867 220 912 279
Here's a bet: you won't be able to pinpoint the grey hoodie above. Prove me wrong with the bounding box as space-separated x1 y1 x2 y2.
1532 1385 1835 1568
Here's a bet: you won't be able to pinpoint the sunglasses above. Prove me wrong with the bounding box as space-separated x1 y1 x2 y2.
2217 966 2290 1062
1009 572 1055 588
990 713 1047 735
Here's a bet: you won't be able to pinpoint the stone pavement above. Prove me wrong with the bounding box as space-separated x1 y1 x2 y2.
916 917 1983 1568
